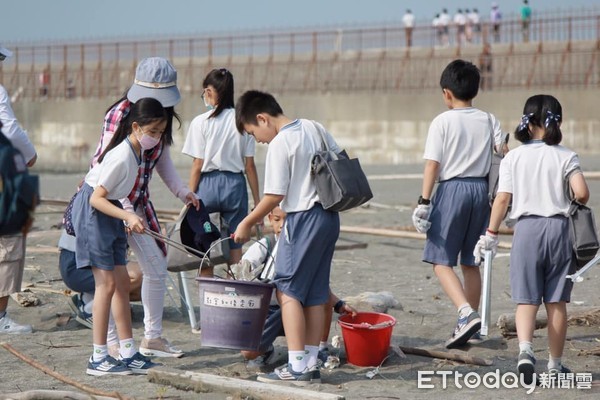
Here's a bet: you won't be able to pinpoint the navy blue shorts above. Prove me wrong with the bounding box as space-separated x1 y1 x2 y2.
72 183 128 271
510 216 575 304
273 204 340 307
59 249 95 293
423 177 489 267
197 171 248 250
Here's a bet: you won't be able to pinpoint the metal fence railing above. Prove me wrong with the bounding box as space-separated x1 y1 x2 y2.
1 7 599 101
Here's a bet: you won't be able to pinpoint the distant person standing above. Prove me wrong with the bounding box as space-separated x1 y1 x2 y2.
521 0 532 42
490 2 502 43
468 8 482 43
402 9 416 48
433 14 443 47
38 67 50 98
439 9 451 47
0 43 38 335
479 43 493 91
454 9 467 46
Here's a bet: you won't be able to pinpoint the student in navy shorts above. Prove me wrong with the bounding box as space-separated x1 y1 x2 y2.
413 59 506 349
233 90 341 384
72 98 166 376
475 94 590 384
182 69 260 274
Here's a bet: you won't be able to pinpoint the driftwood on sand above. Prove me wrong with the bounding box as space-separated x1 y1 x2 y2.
497 307 600 337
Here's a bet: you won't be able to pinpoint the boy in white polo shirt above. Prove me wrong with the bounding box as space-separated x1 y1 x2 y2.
233 90 340 385
413 59 505 349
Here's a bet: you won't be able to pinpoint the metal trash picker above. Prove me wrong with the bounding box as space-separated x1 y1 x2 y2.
566 253 600 283
480 249 493 336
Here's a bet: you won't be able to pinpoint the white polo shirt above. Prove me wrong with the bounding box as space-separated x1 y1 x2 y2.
424 108 503 181
498 140 580 219
182 108 255 173
263 119 340 213
84 139 141 200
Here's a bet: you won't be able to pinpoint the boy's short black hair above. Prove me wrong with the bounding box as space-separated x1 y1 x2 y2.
235 90 283 133
439 59 480 101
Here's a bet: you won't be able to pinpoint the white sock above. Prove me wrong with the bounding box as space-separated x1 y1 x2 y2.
119 338 137 359
318 341 329 351
519 341 534 356
548 355 562 370
458 303 474 318
305 345 319 369
92 344 108 362
288 350 306 373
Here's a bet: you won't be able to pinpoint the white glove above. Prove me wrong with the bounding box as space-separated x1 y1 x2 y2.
473 231 499 265
412 204 432 233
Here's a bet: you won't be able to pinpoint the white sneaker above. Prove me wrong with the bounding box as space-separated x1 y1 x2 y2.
139 337 184 358
0 314 33 334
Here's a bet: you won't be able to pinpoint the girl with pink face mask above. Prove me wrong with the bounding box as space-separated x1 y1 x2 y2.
71 98 168 375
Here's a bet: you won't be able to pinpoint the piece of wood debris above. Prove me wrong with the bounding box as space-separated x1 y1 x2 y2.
148 368 345 400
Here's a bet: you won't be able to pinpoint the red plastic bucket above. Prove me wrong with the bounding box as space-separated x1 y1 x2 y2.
338 312 396 367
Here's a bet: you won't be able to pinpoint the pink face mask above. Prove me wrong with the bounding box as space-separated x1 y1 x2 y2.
136 128 161 150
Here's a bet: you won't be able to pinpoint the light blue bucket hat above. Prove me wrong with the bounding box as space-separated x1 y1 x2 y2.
127 57 181 107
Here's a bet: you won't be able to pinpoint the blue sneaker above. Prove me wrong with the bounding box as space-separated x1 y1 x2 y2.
445 311 481 349
67 293 93 329
318 347 330 364
518 351 536 385
86 356 132 376
257 363 321 386
247 345 281 369
121 352 160 374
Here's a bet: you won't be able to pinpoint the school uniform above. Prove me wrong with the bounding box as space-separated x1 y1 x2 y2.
422 108 503 267
498 140 580 304
72 138 141 271
182 108 255 249
264 119 340 307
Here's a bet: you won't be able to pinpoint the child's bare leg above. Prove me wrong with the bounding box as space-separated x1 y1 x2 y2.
321 300 334 342
545 302 567 358
461 264 481 310
515 304 540 343
433 264 469 308
304 304 325 346
91 267 116 345
278 291 305 350
112 265 133 341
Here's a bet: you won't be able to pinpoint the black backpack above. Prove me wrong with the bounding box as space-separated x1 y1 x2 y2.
0 130 39 235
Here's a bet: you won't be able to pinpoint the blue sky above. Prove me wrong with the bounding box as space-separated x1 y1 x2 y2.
2 0 598 44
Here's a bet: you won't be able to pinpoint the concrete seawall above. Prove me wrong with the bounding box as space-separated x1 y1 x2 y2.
13 89 600 172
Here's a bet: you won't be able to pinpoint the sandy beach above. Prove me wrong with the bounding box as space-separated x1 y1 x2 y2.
2 163 600 399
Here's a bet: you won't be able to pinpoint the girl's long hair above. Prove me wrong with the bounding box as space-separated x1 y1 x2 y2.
105 91 180 146
203 68 234 118
98 97 167 163
514 94 563 145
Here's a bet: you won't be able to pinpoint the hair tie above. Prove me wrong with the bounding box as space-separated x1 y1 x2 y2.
545 110 561 128
518 112 534 131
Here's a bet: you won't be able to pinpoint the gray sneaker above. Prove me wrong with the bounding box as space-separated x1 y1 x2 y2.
445 311 481 349
517 351 536 385
0 314 32 334
247 346 278 369
257 363 320 386
548 364 571 380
